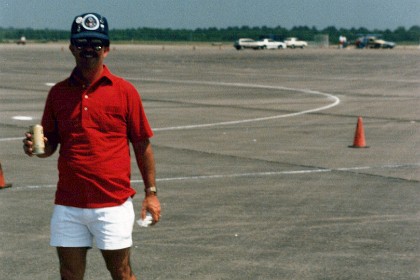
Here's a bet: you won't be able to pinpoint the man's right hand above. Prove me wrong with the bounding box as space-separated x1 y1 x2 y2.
23 132 34 157
23 133 51 157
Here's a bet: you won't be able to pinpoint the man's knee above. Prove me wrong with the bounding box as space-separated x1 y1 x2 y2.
102 248 136 280
106 264 135 280
57 247 87 280
60 266 85 280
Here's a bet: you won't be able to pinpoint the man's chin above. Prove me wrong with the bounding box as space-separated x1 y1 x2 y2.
79 51 98 59
78 60 100 70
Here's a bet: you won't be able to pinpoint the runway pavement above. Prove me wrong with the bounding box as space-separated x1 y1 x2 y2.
0 43 419 279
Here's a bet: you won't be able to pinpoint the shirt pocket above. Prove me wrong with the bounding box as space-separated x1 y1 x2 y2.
94 106 127 133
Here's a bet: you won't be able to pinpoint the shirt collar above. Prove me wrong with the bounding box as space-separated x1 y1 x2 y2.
69 65 114 87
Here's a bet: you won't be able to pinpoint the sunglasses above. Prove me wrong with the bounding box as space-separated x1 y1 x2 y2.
72 39 105 51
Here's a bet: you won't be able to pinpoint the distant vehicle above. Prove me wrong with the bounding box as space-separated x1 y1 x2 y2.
234 38 262 50
16 36 26 45
234 38 286 50
355 36 396 49
259 39 286 49
285 37 308 49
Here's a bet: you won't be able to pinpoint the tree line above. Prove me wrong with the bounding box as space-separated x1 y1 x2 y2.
1 25 419 44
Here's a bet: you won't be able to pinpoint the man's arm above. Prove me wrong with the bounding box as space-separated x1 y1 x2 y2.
132 138 156 189
132 138 161 224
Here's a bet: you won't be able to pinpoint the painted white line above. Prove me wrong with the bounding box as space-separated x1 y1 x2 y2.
12 116 33 121
9 163 419 191
26 184 56 189
133 168 332 183
136 163 418 183
129 78 340 131
0 137 23 142
1 80 339 141
45 83 56 87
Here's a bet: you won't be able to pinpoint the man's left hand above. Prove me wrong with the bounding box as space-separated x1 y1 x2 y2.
141 195 161 225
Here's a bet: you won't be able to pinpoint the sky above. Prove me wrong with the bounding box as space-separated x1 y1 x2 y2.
1 0 419 31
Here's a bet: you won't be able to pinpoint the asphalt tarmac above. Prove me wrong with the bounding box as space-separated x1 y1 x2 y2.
0 43 419 279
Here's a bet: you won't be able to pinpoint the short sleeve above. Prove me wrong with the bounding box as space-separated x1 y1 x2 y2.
123 81 153 143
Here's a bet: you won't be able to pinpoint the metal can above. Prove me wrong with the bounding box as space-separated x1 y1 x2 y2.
29 124 45 155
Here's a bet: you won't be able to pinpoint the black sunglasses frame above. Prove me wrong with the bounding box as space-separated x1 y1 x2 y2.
72 39 106 51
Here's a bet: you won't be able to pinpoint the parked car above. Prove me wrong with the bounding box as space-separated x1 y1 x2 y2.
355 36 395 49
284 37 308 49
16 36 26 45
258 39 286 49
233 38 262 50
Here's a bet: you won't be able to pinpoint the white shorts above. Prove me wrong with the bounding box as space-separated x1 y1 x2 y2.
50 198 135 250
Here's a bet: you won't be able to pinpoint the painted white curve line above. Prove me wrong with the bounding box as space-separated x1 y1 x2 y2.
128 78 340 131
0 80 339 141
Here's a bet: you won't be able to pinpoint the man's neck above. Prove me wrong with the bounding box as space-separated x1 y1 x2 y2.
76 64 104 85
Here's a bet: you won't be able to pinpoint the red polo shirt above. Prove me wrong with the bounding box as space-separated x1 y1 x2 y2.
41 65 153 208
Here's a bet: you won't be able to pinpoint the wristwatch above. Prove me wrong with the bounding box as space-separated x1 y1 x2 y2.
145 186 157 195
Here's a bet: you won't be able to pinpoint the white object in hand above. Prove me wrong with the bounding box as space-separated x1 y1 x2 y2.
137 212 153 227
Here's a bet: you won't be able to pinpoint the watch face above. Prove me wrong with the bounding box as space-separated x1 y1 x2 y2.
146 186 157 194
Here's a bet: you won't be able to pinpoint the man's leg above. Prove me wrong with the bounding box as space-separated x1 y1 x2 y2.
57 247 88 280
101 247 136 280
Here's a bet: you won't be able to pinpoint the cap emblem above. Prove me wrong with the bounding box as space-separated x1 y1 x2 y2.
81 14 100 31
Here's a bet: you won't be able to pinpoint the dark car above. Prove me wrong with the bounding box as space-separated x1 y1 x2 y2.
355 36 395 49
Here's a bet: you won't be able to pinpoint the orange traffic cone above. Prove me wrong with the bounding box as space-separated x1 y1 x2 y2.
0 161 12 189
349 117 369 148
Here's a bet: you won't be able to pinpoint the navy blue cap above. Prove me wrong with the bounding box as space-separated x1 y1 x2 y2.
71 13 109 42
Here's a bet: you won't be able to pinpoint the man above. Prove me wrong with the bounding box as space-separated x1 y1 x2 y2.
23 13 161 280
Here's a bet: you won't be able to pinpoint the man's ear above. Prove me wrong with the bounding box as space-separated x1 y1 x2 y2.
69 44 76 56
103 46 110 57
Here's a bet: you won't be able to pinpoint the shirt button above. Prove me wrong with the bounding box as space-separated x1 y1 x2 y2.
84 95 88 99
84 107 88 111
